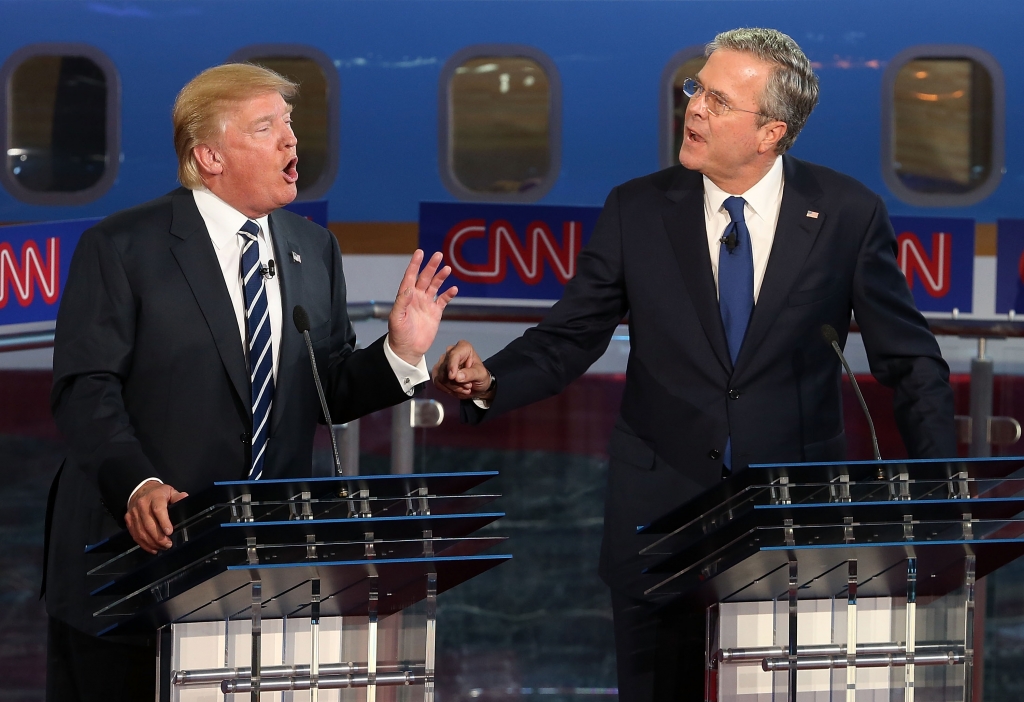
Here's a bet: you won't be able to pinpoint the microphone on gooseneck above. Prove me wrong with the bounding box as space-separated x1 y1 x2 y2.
821 324 881 461
294 305 344 476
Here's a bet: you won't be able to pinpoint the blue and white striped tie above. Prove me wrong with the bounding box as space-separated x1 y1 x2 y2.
239 219 274 480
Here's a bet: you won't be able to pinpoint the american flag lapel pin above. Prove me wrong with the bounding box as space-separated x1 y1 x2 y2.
806 210 819 219
291 251 302 263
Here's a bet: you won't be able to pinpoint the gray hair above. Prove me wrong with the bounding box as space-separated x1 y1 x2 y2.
706 28 819 154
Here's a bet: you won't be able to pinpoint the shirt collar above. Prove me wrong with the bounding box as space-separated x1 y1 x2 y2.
192 187 272 250
702 155 784 223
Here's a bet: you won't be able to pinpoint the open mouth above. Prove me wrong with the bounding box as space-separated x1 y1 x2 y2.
282 157 299 184
686 127 705 144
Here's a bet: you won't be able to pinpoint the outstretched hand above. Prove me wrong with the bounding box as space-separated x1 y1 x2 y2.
125 480 189 554
388 250 458 365
432 340 495 401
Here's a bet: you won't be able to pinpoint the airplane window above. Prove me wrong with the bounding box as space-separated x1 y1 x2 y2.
659 50 708 168
883 47 1004 206
2 47 119 204
229 47 339 201
441 47 561 201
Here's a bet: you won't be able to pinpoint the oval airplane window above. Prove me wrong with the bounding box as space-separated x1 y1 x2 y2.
440 45 561 202
661 47 708 169
229 46 339 201
1 44 120 205
882 46 1004 207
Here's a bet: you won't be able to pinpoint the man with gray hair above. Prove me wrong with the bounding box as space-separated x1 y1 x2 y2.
45 63 457 699
434 28 954 701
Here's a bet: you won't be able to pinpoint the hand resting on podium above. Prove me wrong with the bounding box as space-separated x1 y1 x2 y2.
125 480 189 554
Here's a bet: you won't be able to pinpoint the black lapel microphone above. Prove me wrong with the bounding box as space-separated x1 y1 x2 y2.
293 305 344 476
261 259 276 279
720 227 739 253
821 324 881 461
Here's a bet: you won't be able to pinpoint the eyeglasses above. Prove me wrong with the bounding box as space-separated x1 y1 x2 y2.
681 77 769 118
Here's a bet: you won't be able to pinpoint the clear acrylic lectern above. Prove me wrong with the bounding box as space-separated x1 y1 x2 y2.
84 472 510 701
638 457 1024 702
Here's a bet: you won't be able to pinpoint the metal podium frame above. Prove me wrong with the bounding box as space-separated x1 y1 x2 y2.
637 456 1024 702
85 472 511 701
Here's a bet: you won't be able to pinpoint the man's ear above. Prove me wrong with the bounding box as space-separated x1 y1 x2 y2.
193 144 223 178
758 121 788 155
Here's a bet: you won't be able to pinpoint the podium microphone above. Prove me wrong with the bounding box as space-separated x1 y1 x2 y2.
293 305 344 476
822 324 881 461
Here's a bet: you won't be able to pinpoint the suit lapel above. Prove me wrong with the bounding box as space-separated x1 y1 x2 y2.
168 188 250 409
734 156 826 372
661 171 732 373
268 210 303 436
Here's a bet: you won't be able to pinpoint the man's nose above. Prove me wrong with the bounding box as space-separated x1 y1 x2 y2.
281 124 297 148
686 92 708 117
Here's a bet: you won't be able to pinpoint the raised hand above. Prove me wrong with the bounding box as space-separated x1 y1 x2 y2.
388 250 458 365
432 340 495 401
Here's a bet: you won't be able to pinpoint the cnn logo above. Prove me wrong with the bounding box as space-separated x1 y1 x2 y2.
898 232 951 298
0 237 60 308
443 218 581 285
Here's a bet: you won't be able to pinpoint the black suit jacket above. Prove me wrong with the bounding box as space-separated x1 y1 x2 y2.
464 157 956 596
46 188 410 633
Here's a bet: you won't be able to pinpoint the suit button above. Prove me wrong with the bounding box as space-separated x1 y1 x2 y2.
240 432 251 444
708 449 721 460
729 389 741 400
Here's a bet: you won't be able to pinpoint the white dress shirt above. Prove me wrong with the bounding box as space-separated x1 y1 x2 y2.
129 189 428 503
703 155 785 302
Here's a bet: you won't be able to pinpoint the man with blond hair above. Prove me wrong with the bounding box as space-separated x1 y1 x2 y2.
44 63 456 699
434 28 954 700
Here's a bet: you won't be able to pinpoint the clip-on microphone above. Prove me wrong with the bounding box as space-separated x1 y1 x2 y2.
720 229 738 253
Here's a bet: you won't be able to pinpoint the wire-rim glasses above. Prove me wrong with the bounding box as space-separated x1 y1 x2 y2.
681 77 770 118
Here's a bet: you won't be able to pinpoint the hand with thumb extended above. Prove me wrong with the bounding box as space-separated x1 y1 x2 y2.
387 250 458 365
432 340 494 400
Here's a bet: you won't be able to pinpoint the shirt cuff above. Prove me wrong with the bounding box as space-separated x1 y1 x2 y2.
128 477 163 507
472 398 491 410
383 334 429 396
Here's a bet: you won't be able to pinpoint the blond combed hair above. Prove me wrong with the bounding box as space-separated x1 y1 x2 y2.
707 28 819 154
173 63 298 189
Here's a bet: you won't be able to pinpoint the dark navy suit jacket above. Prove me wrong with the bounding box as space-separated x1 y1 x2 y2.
46 188 410 633
463 157 956 597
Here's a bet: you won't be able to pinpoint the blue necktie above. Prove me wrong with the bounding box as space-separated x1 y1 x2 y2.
718 196 754 470
239 220 274 480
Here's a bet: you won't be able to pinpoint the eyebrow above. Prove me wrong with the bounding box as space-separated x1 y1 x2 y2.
705 83 732 104
247 106 293 130
694 72 732 104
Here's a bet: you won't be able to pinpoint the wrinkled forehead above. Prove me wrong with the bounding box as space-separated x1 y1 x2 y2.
698 49 774 103
214 91 293 132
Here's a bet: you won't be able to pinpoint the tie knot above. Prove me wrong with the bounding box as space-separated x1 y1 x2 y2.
723 196 746 223
238 219 260 241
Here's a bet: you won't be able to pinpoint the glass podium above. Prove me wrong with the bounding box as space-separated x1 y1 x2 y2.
637 457 1024 702
84 472 510 701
